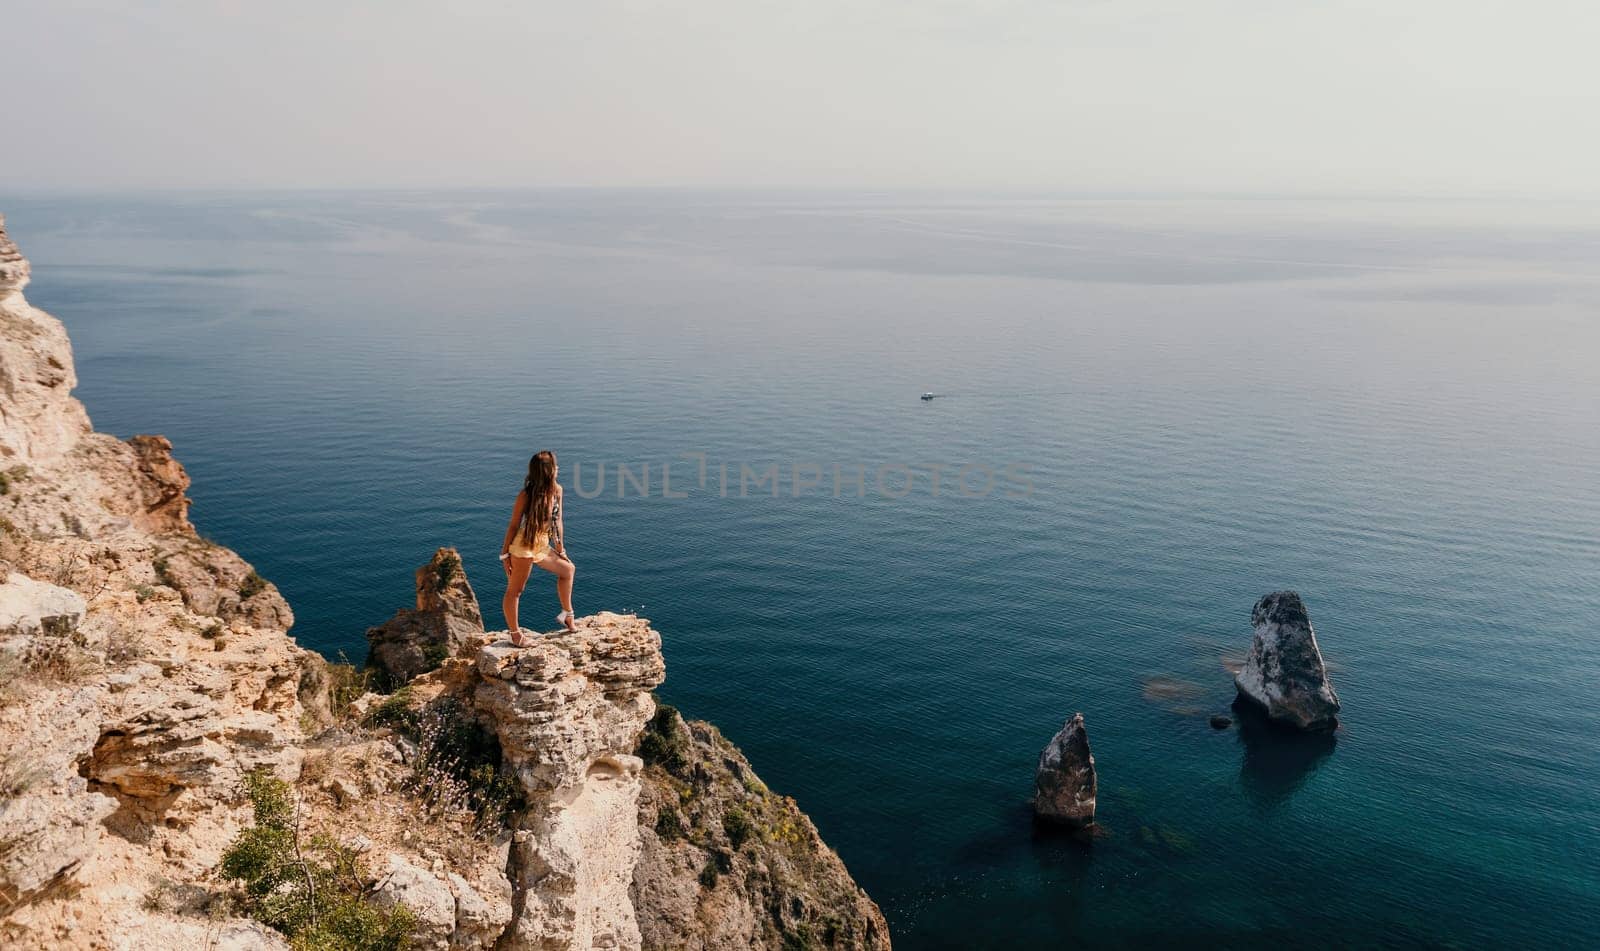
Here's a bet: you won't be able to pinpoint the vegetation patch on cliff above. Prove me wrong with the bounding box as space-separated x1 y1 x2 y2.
221 770 415 950
362 690 523 833
633 700 891 950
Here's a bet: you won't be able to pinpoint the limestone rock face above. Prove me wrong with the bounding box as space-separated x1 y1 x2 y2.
447 870 513 949
471 614 664 951
0 216 92 463
0 686 118 909
0 212 320 946
1032 713 1097 827
365 547 483 687
0 572 86 637
0 212 30 293
151 536 294 631
213 921 294 950
1234 591 1341 731
632 708 892 951
127 434 195 534
373 853 459 949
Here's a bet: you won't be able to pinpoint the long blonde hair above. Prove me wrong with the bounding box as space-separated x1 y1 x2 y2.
517 450 558 545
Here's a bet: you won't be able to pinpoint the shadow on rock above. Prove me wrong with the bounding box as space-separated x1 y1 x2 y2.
1233 697 1337 809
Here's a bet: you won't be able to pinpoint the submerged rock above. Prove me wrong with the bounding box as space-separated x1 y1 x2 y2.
365 547 484 687
1234 591 1340 731
1032 713 1097 827
1209 714 1233 730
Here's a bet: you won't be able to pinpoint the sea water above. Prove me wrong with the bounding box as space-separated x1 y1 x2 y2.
5 191 1598 948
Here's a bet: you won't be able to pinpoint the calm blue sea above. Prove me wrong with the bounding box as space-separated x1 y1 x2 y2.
5 192 1599 948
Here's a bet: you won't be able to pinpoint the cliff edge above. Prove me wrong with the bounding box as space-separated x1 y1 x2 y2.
0 214 888 949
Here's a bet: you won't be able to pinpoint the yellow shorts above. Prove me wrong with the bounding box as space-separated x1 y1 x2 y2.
507 532 553 561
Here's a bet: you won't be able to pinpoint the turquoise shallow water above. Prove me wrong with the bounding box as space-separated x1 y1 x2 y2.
4 192 1599 948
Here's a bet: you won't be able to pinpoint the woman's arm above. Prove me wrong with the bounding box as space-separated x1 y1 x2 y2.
553 486 567 556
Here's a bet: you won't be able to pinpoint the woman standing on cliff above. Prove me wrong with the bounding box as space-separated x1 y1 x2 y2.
499 450 577 643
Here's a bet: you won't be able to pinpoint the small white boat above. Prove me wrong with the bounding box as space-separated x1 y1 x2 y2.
920 392 936 401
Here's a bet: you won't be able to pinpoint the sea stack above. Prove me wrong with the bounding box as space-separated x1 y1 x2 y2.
1234 591 1341 731
1033 713 1097 827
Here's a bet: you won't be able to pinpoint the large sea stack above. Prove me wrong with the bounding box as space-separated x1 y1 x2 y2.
1032 713 1097 827
1234 590 1341 731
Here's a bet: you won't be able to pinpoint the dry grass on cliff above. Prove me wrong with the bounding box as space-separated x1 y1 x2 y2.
0 639 101 707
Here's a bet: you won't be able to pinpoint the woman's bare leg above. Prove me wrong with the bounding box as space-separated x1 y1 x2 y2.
503 556 535 644
535 555 576 629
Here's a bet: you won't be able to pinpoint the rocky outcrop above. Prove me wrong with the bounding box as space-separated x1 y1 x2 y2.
372 853 462 948
1234 590 1341 732
0 214 29 293
0 572 86 637
365 547 484 687
373 599 887 951
632 706 891 950
149 536 295 631
1032 713 1097 827
0 215 91 463
127 435 195 534
0 597 116 911
0 214 319 945
470 615 663 950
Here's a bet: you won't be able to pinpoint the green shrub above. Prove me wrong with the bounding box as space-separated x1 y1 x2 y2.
781 925 820 951
723 806 754 850
134 584 155 603
220 771 415 950
698 857 719 889
153 557 176 589
324 653 371 721
637 702 689 773
407 697 523 833
238 571 268 600
362 687 419 734
431 551 460 593
654 808 685 841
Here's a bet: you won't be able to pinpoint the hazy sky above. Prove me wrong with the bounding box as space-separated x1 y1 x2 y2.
7 0 1597 194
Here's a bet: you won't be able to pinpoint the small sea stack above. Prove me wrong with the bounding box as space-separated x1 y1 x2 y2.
1032 713 1097 827
1234 591 1341 731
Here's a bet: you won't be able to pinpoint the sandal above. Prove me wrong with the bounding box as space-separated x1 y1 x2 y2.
555 610 576 632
